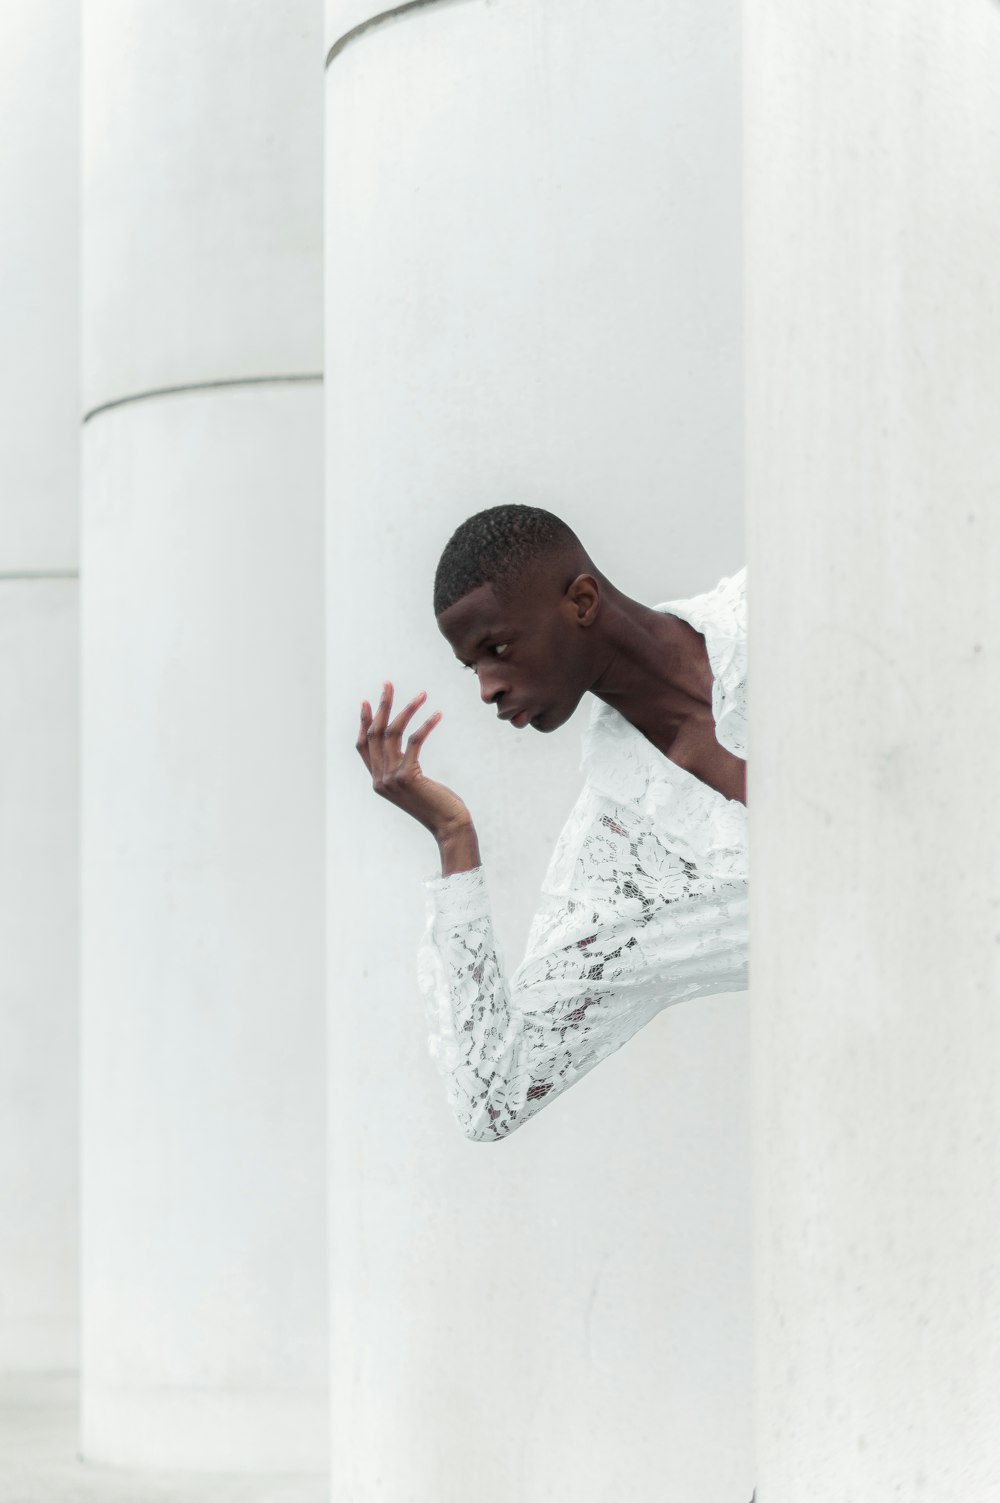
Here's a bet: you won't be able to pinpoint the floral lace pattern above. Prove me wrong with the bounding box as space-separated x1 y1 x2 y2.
417 567 749 1141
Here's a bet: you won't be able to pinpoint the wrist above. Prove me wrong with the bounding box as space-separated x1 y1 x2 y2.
435 818 481 877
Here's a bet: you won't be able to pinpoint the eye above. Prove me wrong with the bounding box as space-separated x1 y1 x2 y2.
491 643 510 657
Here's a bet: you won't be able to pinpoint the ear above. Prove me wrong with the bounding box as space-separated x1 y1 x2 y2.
562 573 601 627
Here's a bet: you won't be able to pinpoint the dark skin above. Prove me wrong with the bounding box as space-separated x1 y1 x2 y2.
356 548 747 876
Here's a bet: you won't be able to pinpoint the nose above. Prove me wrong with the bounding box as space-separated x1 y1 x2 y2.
477 663 508 706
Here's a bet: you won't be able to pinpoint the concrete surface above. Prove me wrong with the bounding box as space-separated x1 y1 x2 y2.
0 1372 327 1501
0 0 80 1374
324 1 751 1499
747 0 1000 1496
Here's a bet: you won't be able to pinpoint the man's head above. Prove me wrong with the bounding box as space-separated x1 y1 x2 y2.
433 504 605 733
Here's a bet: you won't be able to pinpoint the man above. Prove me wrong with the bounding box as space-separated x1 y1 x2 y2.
356 503 748 1144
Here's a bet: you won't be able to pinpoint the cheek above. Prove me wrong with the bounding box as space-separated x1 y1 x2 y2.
526 662 557 699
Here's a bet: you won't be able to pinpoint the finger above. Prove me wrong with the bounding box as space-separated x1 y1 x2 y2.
370 680 394 734
367 682 394 780
401 710 443 767
387 689 427 747
356 700 374 772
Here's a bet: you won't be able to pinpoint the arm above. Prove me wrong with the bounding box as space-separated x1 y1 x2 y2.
418 791 749 1142
356 680 483 873
356 681 747 1143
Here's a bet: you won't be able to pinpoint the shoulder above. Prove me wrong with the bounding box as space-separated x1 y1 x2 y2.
651 563 746 634
706 565 746 632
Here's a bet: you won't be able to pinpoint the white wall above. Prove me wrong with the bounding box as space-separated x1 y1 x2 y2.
80 0 328 1471
747 2 1000 1497
0 0 80 1374
325 2 750 1498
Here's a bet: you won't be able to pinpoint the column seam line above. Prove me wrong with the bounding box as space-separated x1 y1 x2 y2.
82 373 323 426
325 0 474 69
0 571 79 581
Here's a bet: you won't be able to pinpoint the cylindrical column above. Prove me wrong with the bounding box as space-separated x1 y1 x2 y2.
325 2 749 1499
0 0 80 1374
748 3 1000 1497
80 1 327 1471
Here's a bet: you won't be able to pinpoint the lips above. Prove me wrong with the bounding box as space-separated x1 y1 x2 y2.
499 707 532 727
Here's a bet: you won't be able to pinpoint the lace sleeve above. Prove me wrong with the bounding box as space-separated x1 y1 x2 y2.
708 566 747 760
417 792 748 1142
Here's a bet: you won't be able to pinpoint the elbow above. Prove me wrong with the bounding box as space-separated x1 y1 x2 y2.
461 1077 556 1142
459 1103 520 1144
461 1115 512 1144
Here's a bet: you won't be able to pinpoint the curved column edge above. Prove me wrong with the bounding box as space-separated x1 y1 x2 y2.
82 372 323 426
325 0 478 69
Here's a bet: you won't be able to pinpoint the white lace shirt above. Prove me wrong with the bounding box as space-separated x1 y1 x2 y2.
417 566 748 1141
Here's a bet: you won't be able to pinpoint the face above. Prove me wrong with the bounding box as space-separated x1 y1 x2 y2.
436 574 600 733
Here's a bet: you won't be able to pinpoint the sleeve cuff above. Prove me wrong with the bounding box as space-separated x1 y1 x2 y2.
423 864 492 926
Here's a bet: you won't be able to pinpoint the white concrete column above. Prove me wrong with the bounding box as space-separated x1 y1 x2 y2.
80 1 327 1472
0 0 80 1374
325 2 749 1499
747 3 1000 1497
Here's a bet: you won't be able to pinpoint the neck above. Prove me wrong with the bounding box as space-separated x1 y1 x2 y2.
588 587 708 735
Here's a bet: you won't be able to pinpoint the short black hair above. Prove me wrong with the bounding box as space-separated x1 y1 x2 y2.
433 504 581 617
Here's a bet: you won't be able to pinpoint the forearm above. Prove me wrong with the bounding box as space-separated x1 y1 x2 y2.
436 817 481 877
419 865 521 1141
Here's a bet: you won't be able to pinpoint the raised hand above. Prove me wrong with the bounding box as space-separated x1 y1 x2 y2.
357 683 479 872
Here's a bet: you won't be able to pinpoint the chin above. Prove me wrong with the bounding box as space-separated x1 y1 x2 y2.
531 707 561 733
